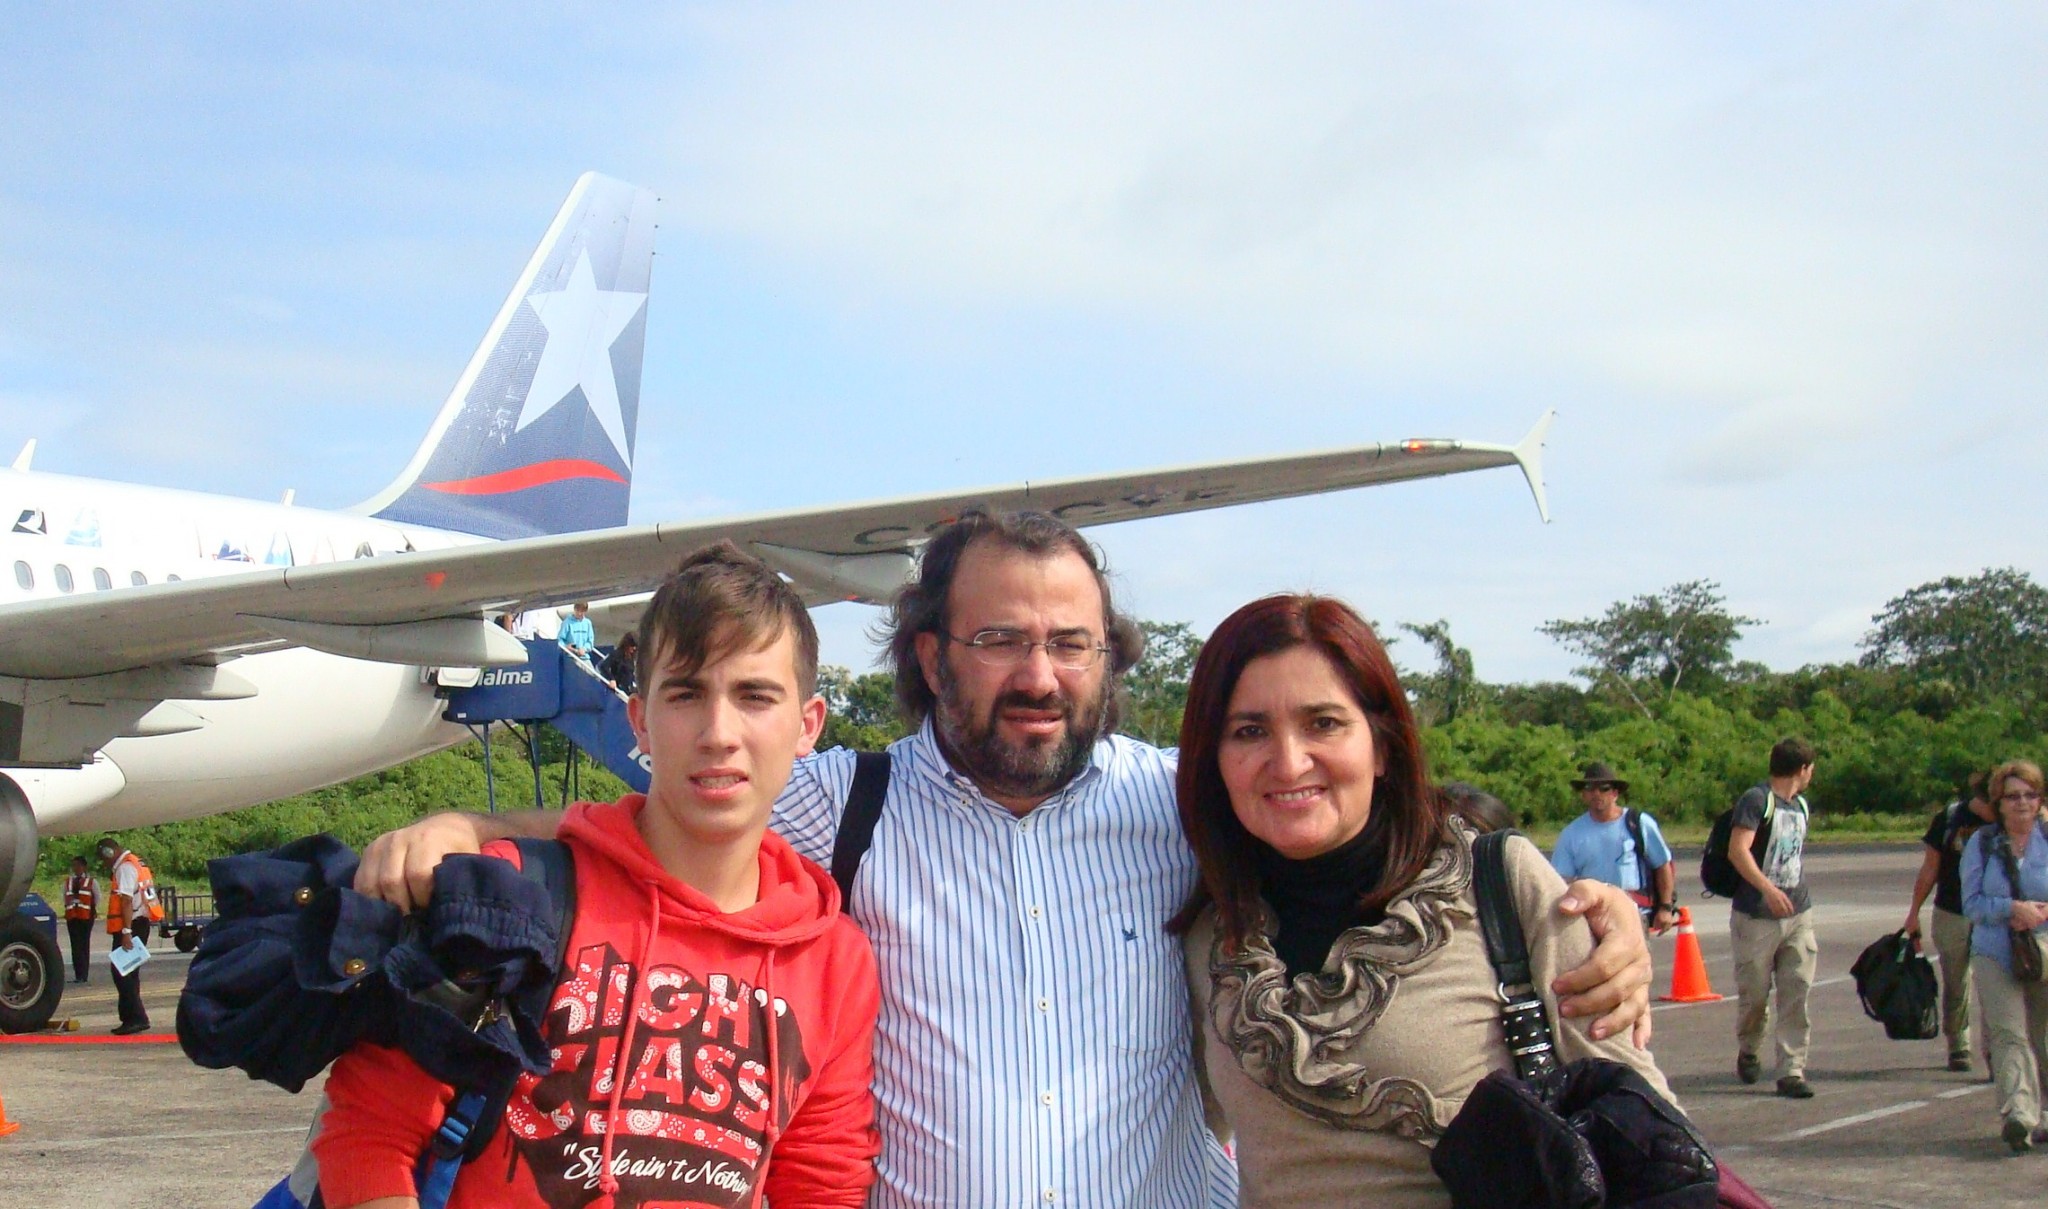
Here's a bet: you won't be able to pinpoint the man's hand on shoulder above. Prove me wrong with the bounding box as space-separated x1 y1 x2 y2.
355 812 486 913
1551 879 1655 1047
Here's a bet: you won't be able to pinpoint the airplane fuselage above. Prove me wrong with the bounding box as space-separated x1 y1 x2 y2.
0 467 497 836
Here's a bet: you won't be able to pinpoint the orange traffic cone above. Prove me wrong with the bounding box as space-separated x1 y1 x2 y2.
0 1079 19 1138
1659 906 1723 1003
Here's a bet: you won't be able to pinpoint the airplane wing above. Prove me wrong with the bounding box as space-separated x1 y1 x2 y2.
0 413 1550 759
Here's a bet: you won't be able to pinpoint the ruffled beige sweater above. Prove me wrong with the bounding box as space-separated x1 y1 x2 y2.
1184 826 1675 1209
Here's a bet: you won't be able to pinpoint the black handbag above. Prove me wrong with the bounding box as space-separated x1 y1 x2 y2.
1432 830 1730 1209
1992 831 2047 984
1849 931 1940 1039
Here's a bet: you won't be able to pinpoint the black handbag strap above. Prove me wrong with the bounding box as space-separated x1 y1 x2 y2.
1471 830 1561 1084
830 752 892 912
1986 827 2024 902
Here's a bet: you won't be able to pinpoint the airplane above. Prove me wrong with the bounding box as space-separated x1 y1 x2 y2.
0 172 1553 1032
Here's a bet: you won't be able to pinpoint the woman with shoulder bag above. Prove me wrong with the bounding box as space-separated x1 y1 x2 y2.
1961 758 2048 1154
1168 594 1713 1208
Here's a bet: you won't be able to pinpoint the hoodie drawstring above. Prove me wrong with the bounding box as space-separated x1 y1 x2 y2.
592 882 663 1208
762 946 783 1157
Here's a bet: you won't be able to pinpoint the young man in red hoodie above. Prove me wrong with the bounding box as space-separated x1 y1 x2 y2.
315 543 881 1208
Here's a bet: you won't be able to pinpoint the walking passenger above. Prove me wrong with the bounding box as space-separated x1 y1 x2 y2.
1549 761 1679 935
558 600 597 662
1728 737 1820 1098
1907 768 1997 1072
1961 759 2048 1154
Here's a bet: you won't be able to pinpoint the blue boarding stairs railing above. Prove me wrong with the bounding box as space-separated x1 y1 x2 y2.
442 639 650 810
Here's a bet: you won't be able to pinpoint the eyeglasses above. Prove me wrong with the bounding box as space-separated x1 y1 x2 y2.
944 629 1109 670
2001 791 2044 806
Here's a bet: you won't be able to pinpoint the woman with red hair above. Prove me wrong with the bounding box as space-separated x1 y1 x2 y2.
1170 593 1674 1207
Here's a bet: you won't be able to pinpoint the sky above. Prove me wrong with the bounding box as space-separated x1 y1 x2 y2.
2 4 2043 685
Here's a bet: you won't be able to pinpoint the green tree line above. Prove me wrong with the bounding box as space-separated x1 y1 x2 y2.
46 565 2046 887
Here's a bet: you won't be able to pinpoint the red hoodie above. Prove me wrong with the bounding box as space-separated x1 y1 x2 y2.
316 796 880 1208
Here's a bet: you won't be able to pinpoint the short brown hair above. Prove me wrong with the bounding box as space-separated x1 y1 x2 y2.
635 542 819 697
1769 736 1817 778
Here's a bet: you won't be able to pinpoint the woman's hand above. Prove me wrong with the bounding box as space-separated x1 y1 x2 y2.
1552 880 1655 1047
2012 900 2048 931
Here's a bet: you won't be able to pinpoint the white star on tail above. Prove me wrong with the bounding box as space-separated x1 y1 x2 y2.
516 250 647 466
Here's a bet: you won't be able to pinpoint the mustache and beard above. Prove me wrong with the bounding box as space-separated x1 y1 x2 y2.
933 652 1111 802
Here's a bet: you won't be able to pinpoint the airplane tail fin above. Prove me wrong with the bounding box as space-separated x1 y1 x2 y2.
353 173 659 539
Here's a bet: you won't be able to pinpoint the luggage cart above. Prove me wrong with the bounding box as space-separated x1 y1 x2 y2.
160 884 217 952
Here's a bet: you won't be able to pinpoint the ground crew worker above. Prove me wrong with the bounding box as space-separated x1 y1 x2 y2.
97 836 158 1034
62 855 96 984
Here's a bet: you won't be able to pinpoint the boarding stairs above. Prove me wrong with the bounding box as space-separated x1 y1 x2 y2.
441 639 649 808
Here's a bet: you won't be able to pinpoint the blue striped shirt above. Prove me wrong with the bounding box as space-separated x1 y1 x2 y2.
774 720 1237 1208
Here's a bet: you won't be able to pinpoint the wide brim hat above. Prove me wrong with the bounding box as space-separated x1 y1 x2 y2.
1570 761 1629 792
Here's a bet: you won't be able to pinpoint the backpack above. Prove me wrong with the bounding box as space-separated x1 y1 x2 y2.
1849 930 1940 1041
178 834 576 1209
1700 789 1775 899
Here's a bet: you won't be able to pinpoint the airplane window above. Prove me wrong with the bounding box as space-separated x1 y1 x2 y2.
92 567 112 591
166 573 181 583
12 562 30 590
130 571 147 586
54 564 73 593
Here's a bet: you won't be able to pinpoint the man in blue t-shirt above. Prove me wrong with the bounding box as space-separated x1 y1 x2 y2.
557 600 597 663
1551 761 1679 936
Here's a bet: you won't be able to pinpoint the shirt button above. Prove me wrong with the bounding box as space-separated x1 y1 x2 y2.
1028 905 1043 920
1037 997 1050 1013
1040 1090 1054 1107
1043 1191 1057 1203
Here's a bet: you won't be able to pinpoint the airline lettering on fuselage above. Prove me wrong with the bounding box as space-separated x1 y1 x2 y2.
480 668 535 687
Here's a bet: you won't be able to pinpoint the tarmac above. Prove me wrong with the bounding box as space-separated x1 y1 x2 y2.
0 843 2034 1207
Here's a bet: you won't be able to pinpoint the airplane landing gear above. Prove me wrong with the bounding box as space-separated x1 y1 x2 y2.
0 915 61 1034
0 775 62 1034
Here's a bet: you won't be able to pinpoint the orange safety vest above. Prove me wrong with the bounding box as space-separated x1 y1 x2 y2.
107 851 165 932
63 873 97 921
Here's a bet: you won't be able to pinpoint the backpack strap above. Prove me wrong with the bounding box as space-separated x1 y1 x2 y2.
1623 808 1652 896
831 752 893 912
414 1090 494 1209
1471 830 1561 1084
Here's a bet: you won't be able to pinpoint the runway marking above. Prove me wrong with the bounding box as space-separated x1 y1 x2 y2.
22 1125 310 1151
1768 1084 1990 1142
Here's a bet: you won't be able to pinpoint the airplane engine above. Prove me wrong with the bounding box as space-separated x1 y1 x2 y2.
0 775 64 1033
0 775 32 916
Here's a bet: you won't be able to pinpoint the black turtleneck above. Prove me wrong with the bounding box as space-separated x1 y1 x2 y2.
1253 820 1389 979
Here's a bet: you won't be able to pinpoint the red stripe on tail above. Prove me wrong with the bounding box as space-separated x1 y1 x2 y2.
421 459 627 496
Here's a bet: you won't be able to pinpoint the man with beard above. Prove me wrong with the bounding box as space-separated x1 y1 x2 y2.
355 509 1654 1208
